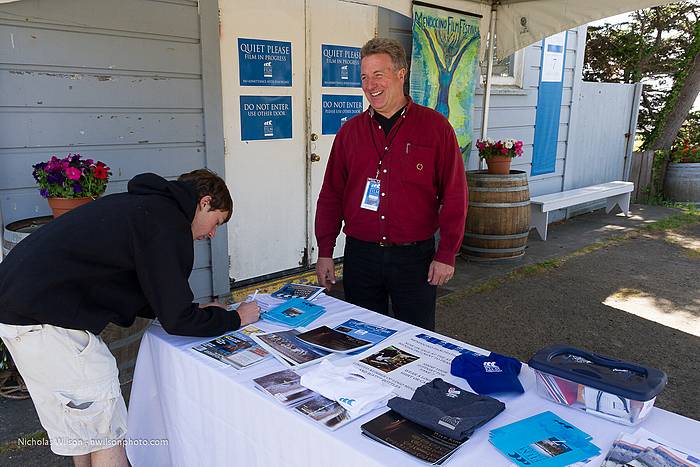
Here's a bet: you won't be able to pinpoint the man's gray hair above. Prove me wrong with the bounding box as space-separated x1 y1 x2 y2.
361 37 408 71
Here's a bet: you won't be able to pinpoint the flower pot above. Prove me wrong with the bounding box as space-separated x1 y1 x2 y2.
47 197 94 218
486 156 513 175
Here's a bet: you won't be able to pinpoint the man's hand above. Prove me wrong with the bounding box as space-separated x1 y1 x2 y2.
428 260 454 286
236 301 261 327
315 257 336 290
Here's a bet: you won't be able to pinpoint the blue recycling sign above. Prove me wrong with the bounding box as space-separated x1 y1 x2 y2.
322 44 361 87
238 38 292 86
322 94 364 135
240 96 292 141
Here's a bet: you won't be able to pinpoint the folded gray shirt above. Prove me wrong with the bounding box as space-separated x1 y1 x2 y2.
387 378 505 441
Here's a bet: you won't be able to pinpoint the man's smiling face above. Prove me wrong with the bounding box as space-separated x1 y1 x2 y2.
361 53 407 118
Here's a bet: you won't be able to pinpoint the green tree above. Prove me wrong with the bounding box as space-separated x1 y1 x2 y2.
583 1 700 150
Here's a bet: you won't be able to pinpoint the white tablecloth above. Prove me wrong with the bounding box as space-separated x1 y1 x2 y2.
126 295 700 467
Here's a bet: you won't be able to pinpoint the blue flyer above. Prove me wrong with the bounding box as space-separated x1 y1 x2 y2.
240 96 292 141
322 94 364 135
238 38 292 86
322 44 361 87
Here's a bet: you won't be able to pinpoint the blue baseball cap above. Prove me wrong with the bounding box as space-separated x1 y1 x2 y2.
450 352 524 395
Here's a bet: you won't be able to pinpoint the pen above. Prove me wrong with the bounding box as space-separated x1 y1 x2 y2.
250 289 259 302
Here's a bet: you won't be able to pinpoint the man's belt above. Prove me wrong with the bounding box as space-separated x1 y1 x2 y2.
348 237 431 248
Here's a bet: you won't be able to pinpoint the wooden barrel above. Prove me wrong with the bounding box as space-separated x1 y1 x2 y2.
462 170 530 261
101 318 152 385
2 216 52 259
664 163 700 203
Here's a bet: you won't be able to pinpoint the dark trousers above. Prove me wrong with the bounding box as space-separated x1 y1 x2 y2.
342 237 437 330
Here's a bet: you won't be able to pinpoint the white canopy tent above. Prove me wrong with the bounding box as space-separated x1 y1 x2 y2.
353 0 676 139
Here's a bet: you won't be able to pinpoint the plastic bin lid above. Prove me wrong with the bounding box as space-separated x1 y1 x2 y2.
528 345 667 401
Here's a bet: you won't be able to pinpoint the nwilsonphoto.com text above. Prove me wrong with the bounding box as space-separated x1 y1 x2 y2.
17 437 169 448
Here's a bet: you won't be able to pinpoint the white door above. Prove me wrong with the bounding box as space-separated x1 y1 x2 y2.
219 0 307 281
220 0 377 281
306 0 375 263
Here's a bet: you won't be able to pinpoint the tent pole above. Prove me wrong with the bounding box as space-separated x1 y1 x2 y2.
479 3 497 170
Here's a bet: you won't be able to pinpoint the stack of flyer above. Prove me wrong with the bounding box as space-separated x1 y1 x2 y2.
251 329 332 369
489 411 600 466
253 369 315 406
270 283 325 301
253 369 352 430
191 326 270 369
295 319 397 354
260 297 326 327
601 428 699 467
361 410 467 465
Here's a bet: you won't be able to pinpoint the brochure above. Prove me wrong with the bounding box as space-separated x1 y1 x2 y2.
332 319 397 354
252 369 315 406
296 326 373 354
192 326 269 369
293 392 353 431
489 411 600 467
271 283 325 301
251 329 332 369
361 410 466 465
601 427 699 467
261 297 326 328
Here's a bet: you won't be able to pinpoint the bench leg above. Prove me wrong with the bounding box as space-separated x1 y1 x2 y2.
530 206 549 241
606 193 631 217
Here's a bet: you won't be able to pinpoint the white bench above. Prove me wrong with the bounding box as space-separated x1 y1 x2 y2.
530 181 634 240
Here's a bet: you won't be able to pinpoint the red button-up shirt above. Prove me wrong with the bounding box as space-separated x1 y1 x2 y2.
315 98 468 266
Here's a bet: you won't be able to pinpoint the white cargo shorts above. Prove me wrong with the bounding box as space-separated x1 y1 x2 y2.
0 323 127 456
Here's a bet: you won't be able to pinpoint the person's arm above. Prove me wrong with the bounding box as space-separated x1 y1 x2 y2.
133 226 241 337
433 122 468 267
315 132 348 288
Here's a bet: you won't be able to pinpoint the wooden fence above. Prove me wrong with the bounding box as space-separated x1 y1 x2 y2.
628 150 655 202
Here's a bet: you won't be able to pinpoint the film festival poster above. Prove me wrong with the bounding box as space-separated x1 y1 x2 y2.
410 2 481 164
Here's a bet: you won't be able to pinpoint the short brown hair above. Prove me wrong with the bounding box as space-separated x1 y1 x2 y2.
178 168 233 222
361 37 408 71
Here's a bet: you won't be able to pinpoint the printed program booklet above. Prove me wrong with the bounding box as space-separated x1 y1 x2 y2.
251 329 332 369
332 319 397 354
261 297 326 328
253 369 315 406
271 283 325 301
361 410 467 465
296 326 373 354
192 326 269 369
293 392 353 431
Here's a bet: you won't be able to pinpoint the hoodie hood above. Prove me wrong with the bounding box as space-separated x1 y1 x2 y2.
127 173 197 222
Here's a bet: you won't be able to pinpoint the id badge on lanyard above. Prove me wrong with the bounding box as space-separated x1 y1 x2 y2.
360 177 381 211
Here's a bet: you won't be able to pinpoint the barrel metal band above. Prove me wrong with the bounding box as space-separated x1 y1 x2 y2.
464 231 530 240
470 186 528 192
462 245 526 253
469 201 531 208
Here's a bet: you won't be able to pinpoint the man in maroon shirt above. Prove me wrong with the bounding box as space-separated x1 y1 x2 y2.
315 37 467 330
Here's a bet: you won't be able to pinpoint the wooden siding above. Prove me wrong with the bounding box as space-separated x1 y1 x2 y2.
0 0 222 300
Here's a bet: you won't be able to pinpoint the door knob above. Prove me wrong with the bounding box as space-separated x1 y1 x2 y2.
310 153 321 162
310 133 319 141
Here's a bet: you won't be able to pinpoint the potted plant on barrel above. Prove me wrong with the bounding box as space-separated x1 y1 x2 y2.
32 153 111 218
663 140 700 203
476 138 524 175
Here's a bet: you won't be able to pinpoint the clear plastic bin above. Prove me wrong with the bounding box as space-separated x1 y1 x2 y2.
528 346 666 426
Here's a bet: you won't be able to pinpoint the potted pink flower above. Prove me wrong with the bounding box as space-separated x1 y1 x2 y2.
476 139 524 175
32 153 111 218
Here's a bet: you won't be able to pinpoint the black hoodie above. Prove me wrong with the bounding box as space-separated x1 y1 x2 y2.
0 173 240 336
